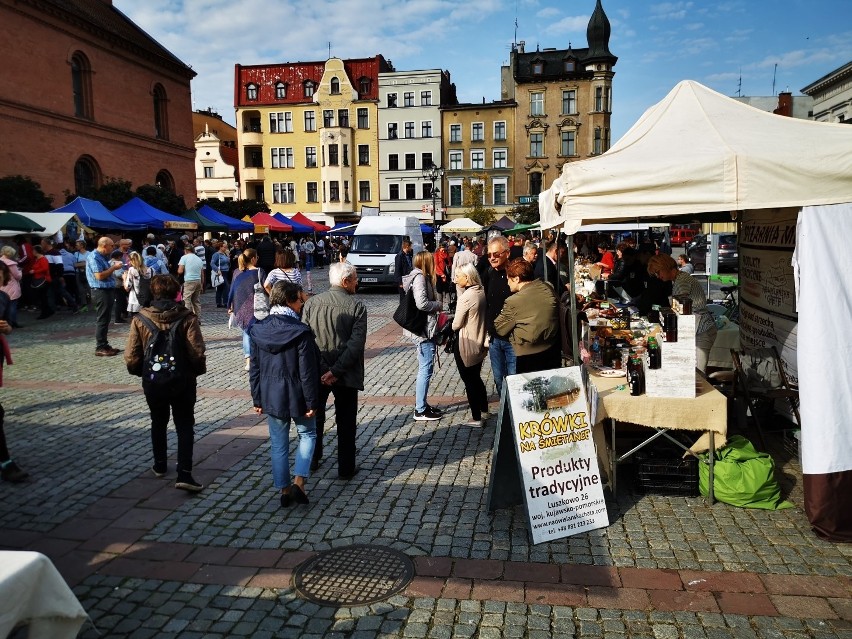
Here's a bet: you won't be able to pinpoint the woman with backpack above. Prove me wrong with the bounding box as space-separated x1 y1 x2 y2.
124 251 153 315
249 281 319 507
125 274 206 492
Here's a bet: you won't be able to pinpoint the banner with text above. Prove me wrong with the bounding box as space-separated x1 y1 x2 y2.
739 208 798 383
505 368 609 544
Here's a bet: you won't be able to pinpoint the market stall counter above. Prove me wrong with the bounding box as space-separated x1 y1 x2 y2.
590 368 728 504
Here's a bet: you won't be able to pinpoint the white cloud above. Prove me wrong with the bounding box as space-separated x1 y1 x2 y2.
536 7 560 19
684 22 704 31
648 1 693 20
543 15 589 36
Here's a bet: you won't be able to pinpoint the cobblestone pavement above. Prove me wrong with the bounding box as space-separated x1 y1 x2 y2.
2 268 851 638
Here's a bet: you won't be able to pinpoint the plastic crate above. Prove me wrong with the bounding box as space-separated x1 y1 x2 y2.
635 453 699 497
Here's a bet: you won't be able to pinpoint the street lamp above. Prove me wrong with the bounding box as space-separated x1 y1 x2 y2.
421 163 444 227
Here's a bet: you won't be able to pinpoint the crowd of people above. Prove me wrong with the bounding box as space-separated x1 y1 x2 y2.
2 226 710 513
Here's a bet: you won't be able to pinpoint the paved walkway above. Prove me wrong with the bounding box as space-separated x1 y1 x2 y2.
1 269 851 638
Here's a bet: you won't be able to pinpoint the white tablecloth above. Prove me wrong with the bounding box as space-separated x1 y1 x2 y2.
708 321 740 369
0 551 88 639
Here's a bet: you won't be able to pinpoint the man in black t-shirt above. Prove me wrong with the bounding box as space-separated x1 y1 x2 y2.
482 235 516 398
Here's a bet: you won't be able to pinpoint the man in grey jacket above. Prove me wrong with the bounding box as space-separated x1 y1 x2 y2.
302 262 367 479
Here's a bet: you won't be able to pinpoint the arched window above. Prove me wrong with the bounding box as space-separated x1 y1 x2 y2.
304 81 315 98
330 77 340 94
246 83 258 100
74 155 101 194
275 81 287 99
71 51 93 119
155 170 175 192
529 171 543 196
153 83 169 140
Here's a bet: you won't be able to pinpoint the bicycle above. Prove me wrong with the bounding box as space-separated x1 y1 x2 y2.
708 285 739 323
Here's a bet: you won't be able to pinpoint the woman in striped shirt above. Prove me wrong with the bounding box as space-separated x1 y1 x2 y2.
264 249 302 294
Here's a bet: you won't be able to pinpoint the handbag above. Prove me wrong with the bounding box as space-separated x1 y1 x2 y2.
393 277 427 336
253 269 269 320
30 277 47 289
211 271 224 288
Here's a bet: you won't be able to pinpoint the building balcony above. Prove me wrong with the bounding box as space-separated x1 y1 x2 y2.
242 166 265 181
241 130 263 146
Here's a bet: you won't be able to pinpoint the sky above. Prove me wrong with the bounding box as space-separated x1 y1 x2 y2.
114 0 852 142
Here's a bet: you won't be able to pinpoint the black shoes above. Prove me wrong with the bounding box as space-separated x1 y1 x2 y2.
151 463 167 478
414 407 441 421
280 492 291 508
291 484 309 504
175 473 203 492
1 460 29 483
338 467 360 481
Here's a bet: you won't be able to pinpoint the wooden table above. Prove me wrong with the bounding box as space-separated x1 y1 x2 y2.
589 370 728 504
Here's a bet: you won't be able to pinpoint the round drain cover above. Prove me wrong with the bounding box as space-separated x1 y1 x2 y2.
293 544 415 606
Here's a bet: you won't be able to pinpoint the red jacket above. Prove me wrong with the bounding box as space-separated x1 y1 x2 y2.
31 256 51 282
434 249 449 281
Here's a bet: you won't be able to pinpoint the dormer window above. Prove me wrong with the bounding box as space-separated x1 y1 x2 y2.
532 61 544 75
275 82 287 99
359 77 371 95
330 77 340 94
304 81 315 98
246 83 258 101
564 60 575 72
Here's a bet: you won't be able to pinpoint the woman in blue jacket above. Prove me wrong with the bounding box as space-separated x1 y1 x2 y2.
248 281 319 507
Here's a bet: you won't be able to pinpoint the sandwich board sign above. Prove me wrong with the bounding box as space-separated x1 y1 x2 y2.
486 367 609 544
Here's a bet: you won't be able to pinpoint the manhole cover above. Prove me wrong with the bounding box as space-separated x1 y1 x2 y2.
293 544 414 606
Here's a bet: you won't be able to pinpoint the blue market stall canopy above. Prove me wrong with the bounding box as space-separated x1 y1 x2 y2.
274 214 315 234
112 198 197 231
197 205 254 232
328 222 355 236
52 197 146 231
421 223 433 234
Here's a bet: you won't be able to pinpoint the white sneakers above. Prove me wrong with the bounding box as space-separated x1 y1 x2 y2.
244 358 250 371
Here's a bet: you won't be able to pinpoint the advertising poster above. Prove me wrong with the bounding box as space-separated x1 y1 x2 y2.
489 367 609 545
739 208 798 383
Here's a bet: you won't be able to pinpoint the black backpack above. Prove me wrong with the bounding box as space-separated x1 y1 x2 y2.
134 268 153 308
136 314 189 392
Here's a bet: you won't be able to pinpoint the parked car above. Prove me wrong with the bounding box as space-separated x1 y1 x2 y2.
687 234 738 272
670 226 699 246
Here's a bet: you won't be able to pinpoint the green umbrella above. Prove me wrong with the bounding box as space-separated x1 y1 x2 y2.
0 211 46 233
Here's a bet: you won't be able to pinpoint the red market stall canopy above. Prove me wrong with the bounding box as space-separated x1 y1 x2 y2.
112 198 197 231
291 212 330 232
251 212 292 233
52 197 146 231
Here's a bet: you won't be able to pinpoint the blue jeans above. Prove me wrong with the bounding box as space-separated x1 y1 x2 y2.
415 340 436 412
239 327 251 357
489 337 516 398
267 414 316 490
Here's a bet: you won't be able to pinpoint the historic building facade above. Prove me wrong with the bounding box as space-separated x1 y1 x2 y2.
500 0 617 204
801 61 852 124
234 56 392 225
377 68 456 221
0 0 196 206
440 100 517 220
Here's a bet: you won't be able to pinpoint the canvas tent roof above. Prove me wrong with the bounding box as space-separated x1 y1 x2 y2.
52 197 146 231
112 198 197 231
541 80 852 233
291 212 330 232
182 209 228 232
197 205 254 232
440 217 482 233
274 214 314 234
251 212 292 232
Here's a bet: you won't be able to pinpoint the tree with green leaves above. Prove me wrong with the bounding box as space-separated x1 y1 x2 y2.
463 175 497 226
64 177 134 210
196 198 270 219
0 175 53 212
136 184 187 216
510 201 539 226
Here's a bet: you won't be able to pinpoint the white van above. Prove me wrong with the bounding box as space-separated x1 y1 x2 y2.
347 216 423 286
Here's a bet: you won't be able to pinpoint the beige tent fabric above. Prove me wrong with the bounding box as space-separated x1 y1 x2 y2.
541 80 852 232
440 217 482 233
591 370 727 453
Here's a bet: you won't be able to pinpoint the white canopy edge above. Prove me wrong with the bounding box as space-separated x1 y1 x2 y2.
0 211 75 237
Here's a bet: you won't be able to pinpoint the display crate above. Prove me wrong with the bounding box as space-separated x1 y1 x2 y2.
635 451 699 496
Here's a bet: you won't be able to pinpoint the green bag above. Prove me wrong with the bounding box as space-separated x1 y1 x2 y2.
699 435 793 510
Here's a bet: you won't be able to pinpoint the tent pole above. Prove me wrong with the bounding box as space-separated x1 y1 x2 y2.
567 231 579 366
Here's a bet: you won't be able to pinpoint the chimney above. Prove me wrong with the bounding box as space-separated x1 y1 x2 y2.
518 40 525 53
774 92 793 117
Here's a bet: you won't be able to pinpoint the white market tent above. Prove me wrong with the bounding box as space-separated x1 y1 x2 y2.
541 80 852 231
439 217 482 233
540 80 852 541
